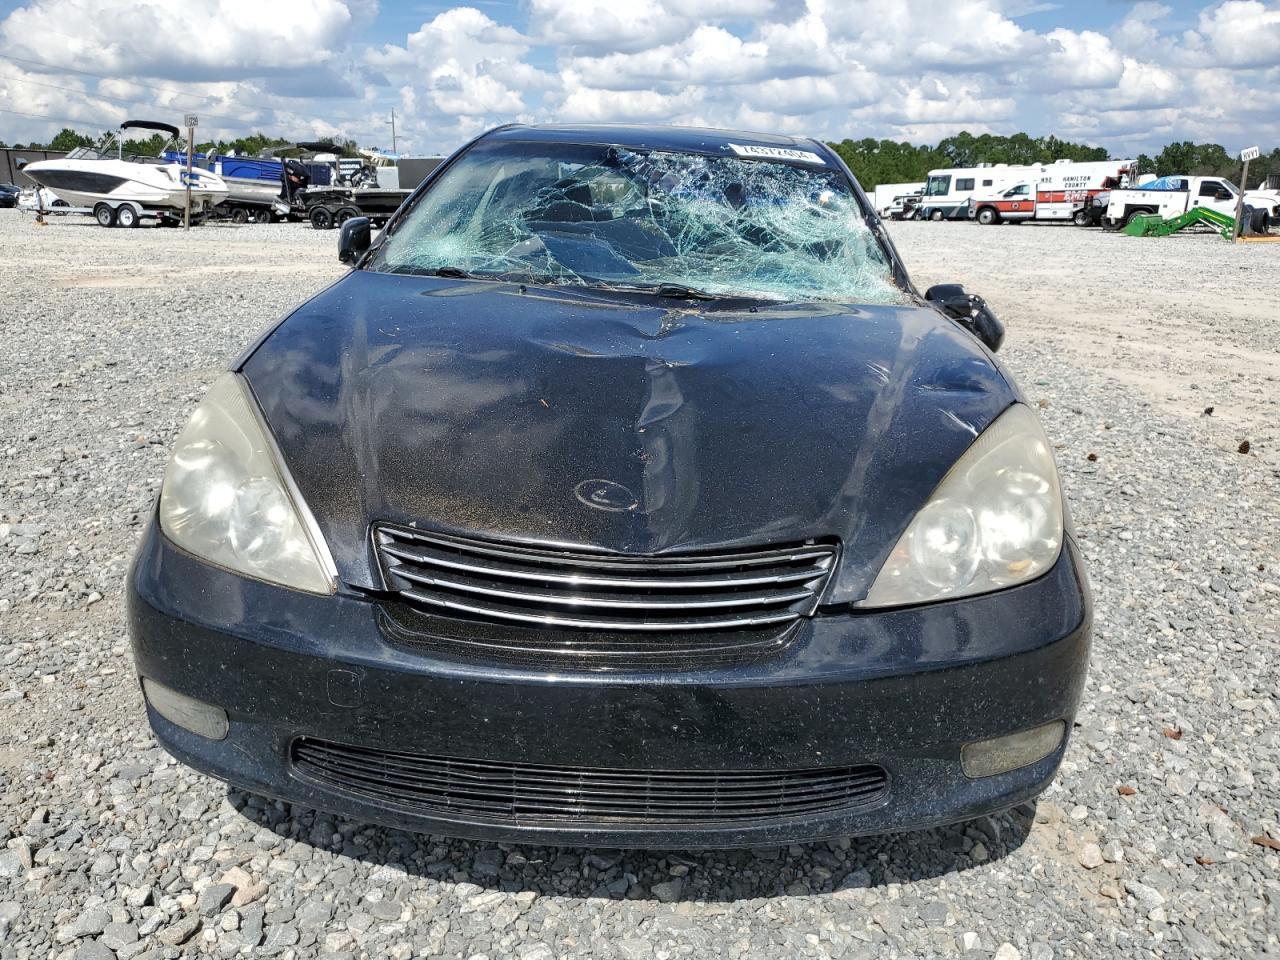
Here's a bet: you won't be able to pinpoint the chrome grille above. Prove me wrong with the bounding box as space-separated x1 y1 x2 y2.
292 738 888 825
374 525 836 632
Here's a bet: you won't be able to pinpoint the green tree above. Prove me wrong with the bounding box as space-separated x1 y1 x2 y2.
48 127 95 151
827 131 1110 190
120 133 169 158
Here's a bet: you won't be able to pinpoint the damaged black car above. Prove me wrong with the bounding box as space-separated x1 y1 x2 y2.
129 124 1090 847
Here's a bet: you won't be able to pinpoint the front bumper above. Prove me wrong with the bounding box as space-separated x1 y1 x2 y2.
128 522 1091 848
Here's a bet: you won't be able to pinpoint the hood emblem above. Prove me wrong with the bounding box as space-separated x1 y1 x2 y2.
575 479 640 513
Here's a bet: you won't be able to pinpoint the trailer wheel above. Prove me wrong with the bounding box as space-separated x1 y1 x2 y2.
94 203 116 228
336 206 360 225
976 207 998 225
930 209 944 221
1073 209 1090 227
310 207 334 230
230 208 249 224
115 204 139 228
254 209 275 224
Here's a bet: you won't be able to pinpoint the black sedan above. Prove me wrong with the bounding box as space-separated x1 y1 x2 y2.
0 183 20 208
129 124 1090 848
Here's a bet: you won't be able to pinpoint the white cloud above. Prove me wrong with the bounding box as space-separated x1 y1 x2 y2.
1194 0 1280 67
1038 29 1124 89
0 0 356 79
821 0 1048 71
525 0 776 53
0 0 1276 156
558 80 700 122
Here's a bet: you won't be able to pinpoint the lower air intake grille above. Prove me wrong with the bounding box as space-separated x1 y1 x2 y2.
292 739 888 825
374 525 837 632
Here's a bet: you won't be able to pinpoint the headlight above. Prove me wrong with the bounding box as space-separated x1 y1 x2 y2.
159 373 335 594
860 404 1063 608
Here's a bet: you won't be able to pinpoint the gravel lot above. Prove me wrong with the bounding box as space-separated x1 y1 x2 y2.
1 210 1277 960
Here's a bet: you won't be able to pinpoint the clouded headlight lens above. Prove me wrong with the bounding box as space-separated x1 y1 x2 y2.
159 373 335 594
861 404 1063 607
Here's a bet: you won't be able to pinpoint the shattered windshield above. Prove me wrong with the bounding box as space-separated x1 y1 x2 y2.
369 140 905 304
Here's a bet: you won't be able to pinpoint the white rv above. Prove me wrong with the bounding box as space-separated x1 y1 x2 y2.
917 164 1032 221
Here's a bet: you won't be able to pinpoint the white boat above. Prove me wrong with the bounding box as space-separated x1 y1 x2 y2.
21 120 228 226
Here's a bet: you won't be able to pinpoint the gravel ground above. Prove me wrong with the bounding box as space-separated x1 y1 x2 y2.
1 210 1277 960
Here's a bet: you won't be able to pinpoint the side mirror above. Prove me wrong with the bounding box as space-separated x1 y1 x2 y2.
924 284 1005 353
338 216 371 265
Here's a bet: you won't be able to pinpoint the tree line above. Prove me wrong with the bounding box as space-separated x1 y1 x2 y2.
3 126 1276 190
0 127 362 158
827 133 1279 190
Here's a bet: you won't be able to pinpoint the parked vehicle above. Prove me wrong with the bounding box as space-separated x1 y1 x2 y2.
272 155 411 229
1103 175 1247 230
918 163 1033 220
130 123 1090 848
19 120 227 227
16 186 71 213
871 181 924 218
893 194 923 220
1074 190 1111 227
969 160 1136 225
163 146 342 223
0 183 19 208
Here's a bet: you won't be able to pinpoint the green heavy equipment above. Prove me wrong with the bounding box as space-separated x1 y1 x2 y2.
1121 207 1236 239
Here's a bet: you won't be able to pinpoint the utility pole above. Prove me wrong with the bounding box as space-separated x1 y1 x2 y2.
387 108 397 154
1232 145 1259 242
183 114 198 231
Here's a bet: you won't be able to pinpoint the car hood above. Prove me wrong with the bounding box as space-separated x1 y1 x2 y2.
241 271 1018 599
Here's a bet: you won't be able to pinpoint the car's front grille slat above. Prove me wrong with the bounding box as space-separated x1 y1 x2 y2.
292 738 889 825
387 564 816 611
292 753 881 805
375 525 837 635
398 588 803 631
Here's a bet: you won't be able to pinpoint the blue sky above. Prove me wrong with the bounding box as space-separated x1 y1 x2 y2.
0 0 1277 156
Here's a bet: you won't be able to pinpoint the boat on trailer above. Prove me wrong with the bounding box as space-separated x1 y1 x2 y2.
20 120 228 227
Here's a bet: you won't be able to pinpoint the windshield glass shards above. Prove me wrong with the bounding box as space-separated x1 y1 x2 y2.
369 141 906 305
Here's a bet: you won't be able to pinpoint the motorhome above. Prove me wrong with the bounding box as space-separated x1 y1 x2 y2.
917 164 1034 220
968 159 1137 225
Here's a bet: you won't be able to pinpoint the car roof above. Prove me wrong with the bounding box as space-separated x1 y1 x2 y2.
483 123 833 163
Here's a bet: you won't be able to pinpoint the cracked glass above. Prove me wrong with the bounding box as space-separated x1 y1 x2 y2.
370 140 905 304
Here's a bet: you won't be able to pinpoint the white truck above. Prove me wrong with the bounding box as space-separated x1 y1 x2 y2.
968 159 1137 226
871 181 924 218
1101 175 1277 230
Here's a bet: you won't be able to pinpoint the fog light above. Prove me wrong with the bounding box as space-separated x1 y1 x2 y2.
142 678 229 741
961 720 1065 779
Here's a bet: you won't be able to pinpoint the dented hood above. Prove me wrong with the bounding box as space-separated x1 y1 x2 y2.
241 271 1018 598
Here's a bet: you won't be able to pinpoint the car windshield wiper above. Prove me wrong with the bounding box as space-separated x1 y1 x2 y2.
582 280 725 300
425 265 481 279
653 282 720 300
